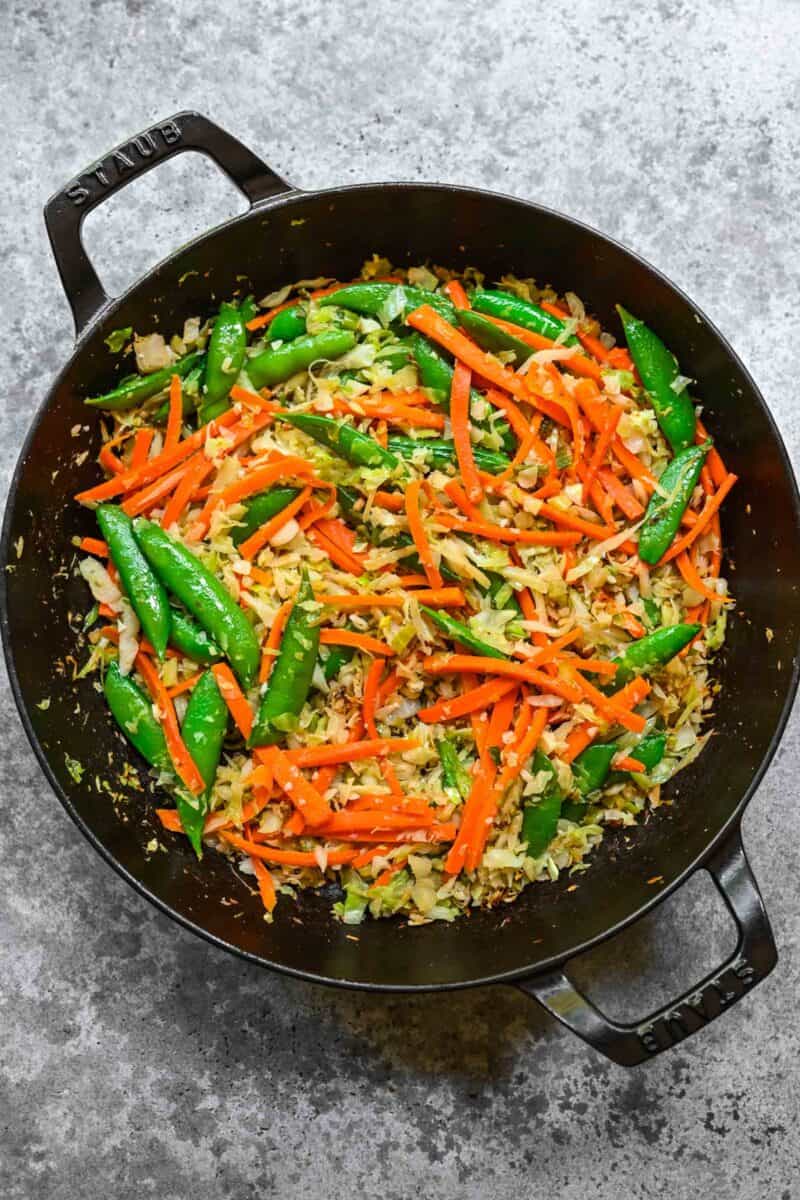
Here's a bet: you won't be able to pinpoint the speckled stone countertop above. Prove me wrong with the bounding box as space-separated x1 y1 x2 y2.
2 2 799 1196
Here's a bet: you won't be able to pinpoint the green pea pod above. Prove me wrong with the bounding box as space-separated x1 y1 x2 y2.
168 608 222 664
239 296 258 326
153 360 206 422
607 730 667 787
456 309 536 366
281 412 399 471
387 436 510 475
616 306 696 453
560 801 588 824
132 519 260 688
637 443 710 564
521 750 564 857
249 569 321 747
248 329 356 389
611 624 701 688
96 504 171 659
437 739 472 801
231 487 302 548
319 283 455 322
178 671 228 857
85 350 205 412
268 306 307 341
322 642 355 681
198 302 248 424
572 743 617 796
104 660 170 770
421 606 508 659
471 289 579 346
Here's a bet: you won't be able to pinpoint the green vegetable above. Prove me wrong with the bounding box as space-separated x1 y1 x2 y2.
409 332 513 449
231 487 302 548
322 642 355 681
199 301 248 424
637 443 710 564
456 309 536 367
85 350 204 411
486 572 522 617
132 519 260 688
268 306 307 341
178 671 228 857
248 329 356 389
104 660 170 770
627 730 667 773
248 569 321 746
281 412 399 470
168 608 222 664
421 606 507 659
95 504 171 660
64 754 85 784
104 326 132 353
387 436 510 475
616 306 696 453
437 739 472 801
611 624 701 688
319 282 455 322
572 743 617 796
471 289 579 345
521 751 564 857
642 597 661 630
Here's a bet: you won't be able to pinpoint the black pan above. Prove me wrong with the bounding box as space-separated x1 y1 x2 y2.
3 111 799 1066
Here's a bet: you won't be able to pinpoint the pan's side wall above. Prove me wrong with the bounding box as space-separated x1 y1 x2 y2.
3 185 799 987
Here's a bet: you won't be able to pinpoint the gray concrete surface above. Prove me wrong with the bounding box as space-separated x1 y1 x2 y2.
1 1 799 1196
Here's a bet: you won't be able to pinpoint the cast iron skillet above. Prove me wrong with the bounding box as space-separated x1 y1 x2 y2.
3 112 799 1067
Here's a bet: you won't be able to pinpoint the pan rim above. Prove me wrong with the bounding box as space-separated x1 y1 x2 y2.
3 177 799 992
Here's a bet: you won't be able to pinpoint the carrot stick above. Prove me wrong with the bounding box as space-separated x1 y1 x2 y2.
99 443 125 476
130 428 155 469
405 478 443 589
615 755 646 772
239 484 312 560
444 756 497 875
443 279 470 308
135 652 205 793
265 746 333 827
326 825 456 845
417 678 517 723
220 831 356 867
450 359 483 502
315 588 466 610
583 405 621 500
596 468 644 519
319 629 395 656
536 502 614 540
500 706 548 788
161 453 213 530
78 536 109 556
316 811 436 835
423 654 583 702
659 473 737 564
564 667 646 733
229 385 280 413
434 513 581 548
211 663 253 738
406 305 531 401
695 418 728 487
192 456 314 541
376 668 400 707
475 312 604 382
167 671 203 698
343 398 445 431
249 849 278 914
444 479 483 521
165 375 183 451
675 549 730 604
264 737 417 770
259 599 293 685
372 490 405 512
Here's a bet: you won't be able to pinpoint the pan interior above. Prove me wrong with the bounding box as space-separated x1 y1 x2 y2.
4 183 799 988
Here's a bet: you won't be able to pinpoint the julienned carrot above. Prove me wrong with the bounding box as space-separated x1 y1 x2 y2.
161 453 213 529
418 678 517 723
434 512 581 548
220 831 357 868
475 311 604 382
540 364 585 461
326 825 457 845
315 588 466 609
99 443 125 476
372 490 405 512
483 387 530 439
450 359 483 502
583 405 621 500
363 656 385 738
565 668 646 734
407 305 531 401
675 549 730 605
695 418 728 487
259 599 293 684
245 298 299 332
78 536 109 556
343 398 445 431
192 455 314 540
575 461 615 525
540 300 569 320
444 756 497 875
248 846 278 913
319 629 395 656
562 724 598 763
536 502 614 540
135 652 206 794
167 671 203 698
165 375 183 451
615 755 646 773
131 428 155 469
316 810 436 834
405 478 443 589
596 468 644 519
443 279 470 308
239 485 312 560
423 655 583 703
443 479 483 521
561 675 651 762
516 627 581 669
265 746 333 827
500 706 549 789
484 687 518 751
211 662 254 738
313 516 364 560
610 438 657 489
660 473 738 564
347 793 431 815
252 737 418 772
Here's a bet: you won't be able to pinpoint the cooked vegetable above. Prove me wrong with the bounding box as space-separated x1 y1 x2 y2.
199 301 249 424
281 412 399 470
320 282 455 320
104 660 170 769
85 350 204 411
611 625 700 687
521 751 564 857
95 504 171 659
248 329 356 388
178 670 228 855
249 570 321 746
616 306 696 453
472 289 579 344
637 443 710 564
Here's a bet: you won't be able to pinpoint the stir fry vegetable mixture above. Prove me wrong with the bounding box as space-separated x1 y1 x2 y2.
74 261 735 925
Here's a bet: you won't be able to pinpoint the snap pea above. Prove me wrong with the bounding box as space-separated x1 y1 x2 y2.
104 660 170 770
281 412 399 470
85 350 205 412
322 642 355 681
456 309 536 367
421 607 507 659
231 487 302 548
611 624 701 688
153 360 205 422
168 608 222 664
637 443 710 564
409 332 514 451
178 670 228 857
248 569 321 747
616 306 696 453
319 282 455 322
268 306 307 341
96 504 171 659
471 289 579 346
521 751 564 857
198 301 249 424
572 743 617 796
132 519 260 688
437 739 472 801
248 329 356 389
387 436 510 475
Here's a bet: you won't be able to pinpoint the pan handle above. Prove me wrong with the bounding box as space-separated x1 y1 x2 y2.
516 825 776 1066
44 111 292 335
